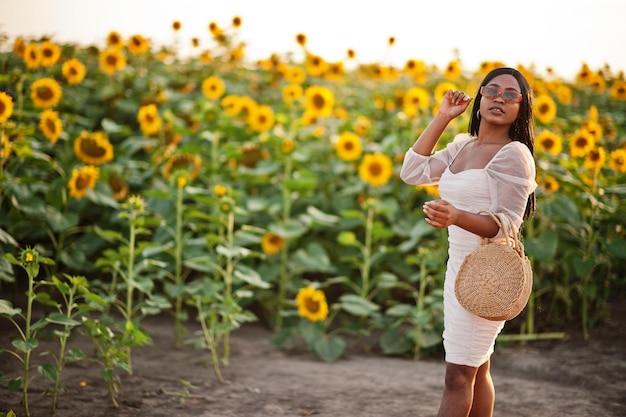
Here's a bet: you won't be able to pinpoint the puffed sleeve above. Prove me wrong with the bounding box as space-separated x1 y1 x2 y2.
486 141 537 231
400 134 473 185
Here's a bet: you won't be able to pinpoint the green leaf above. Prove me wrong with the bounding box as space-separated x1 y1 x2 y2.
0 300 21 316
525 229 558 262
313 335 346 362
305 205 340 226
269 219 307 238
385 303 414 317
288 242 336 275
375 272 398 289
38 364 58 382
12 338 38 353
217 245 251 258
234 265 270 289
46 313 81 327
298 319 323 345
339 294 380 316
66 347 87 362
8 378 21 394
379 327 412 355
337 231 358 246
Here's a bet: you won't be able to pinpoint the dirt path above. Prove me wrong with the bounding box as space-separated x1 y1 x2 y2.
1 310 625 417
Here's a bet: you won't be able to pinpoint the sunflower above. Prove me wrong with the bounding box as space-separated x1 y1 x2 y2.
569 129 595 158
404 58 426 79
13 37 26 58
163 153 202 182
213 184 228 197
137 104 162 136
232 16 242 28
556 85 573 105
582 120 603 142
1 136 11 162
584 147 606 171
201 76 226 100
62 58 87 85
39 109 63 143
23 43 41 69
335 131 363 161
295 286 329 322
260 232 284 255
0 92 14 123
534 94 557 125
403 87 430 111
68 165 100 199
99 48 127 75
284 66 306 84
419 184 440 197
610 80 626 101
221 95 242 116
172 21 182 31
107 173 129 201
535 130 562 155
444 60 461 80
278 139 293 155
353 115 371 137
40 40 62 67
30 78 62 108
237 96 258 120
576 63 593 84
590 73 606 94
127 34 150 55
295 33 307 47
358 152 393 187
305 54 328 77
325 62 345 82
248 104 275 132
106 31 125 49
74 131 114 165
609 149 626 173
434 82 458 103
305 86 334 118
282 83 303 105
540 175 560 194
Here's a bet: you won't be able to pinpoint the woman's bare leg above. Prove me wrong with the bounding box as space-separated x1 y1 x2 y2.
469 360 495 417
436 363 478 417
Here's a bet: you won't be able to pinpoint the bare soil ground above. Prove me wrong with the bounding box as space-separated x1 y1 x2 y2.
1 304 625 417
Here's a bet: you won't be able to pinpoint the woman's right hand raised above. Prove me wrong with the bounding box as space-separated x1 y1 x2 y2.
437 90 472 119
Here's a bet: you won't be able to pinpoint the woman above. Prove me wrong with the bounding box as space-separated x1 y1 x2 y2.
400 67 537 417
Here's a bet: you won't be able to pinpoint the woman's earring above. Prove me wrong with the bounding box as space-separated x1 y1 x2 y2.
477 110 481 120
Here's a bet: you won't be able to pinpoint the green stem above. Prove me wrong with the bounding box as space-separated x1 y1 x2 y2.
125 220 136 373
174 184 184 348
22 270 34 417
360 207 374 298
222 211 235 364
196 297 224 383
275 155 293 331
414 257 428 360
525 218 536 335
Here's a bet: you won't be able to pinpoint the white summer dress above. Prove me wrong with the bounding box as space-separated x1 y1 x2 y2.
400 133 537 367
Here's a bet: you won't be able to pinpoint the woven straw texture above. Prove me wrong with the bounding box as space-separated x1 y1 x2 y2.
455 212 532 321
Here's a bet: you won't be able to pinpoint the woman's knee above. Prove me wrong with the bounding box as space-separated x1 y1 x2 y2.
444 363 478 391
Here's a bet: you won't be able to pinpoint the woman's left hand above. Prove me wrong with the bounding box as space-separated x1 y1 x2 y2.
423 199 458 228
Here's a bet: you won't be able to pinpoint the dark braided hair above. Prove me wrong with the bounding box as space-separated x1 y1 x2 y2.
468 67 536 219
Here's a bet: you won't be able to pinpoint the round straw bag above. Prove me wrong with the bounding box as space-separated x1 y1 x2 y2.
454 211 533 321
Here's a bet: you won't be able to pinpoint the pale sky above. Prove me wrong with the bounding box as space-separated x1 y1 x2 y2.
1 0 625 80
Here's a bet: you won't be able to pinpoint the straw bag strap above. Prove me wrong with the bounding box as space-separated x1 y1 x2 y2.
477 210 524 256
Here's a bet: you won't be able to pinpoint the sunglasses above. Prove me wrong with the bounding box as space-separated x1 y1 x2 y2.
480 86 523 103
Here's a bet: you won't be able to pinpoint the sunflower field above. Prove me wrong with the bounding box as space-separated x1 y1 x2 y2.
0 17 626 412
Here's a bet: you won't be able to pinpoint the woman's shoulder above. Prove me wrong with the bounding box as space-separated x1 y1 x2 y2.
452 133 475 144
